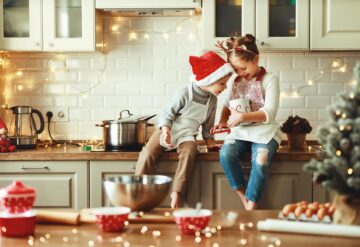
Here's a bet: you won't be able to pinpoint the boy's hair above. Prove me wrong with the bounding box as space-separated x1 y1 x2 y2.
216 34 259 62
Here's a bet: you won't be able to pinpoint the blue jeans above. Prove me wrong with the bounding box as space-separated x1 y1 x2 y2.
219 139 279 203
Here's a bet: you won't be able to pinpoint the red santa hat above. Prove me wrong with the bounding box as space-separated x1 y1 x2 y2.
0 119 6 129
189 51 234 86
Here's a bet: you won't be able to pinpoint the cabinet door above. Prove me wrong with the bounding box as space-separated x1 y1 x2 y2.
42 0 95 51
90 161 200 208
202 0 255 51
0 161 88 209
256 0 309 50
201 161 312 210
0 0 42 51
311 0 360 50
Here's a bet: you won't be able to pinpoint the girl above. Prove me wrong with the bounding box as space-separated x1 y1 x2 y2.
212 34 281 210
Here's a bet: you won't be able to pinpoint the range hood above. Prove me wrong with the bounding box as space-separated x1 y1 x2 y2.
96 0 201 10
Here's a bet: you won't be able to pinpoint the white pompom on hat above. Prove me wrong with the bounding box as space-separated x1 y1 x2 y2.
189 51 234 86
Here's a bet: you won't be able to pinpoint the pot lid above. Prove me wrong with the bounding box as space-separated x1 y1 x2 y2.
103 110 156 124
0 181 36 196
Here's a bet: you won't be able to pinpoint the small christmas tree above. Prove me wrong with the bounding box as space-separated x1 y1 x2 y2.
304 62 360 196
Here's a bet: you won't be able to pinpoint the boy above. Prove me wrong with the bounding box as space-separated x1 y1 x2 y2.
135 51 234 208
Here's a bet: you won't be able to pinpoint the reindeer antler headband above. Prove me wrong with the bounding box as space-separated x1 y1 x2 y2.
215 40 256 55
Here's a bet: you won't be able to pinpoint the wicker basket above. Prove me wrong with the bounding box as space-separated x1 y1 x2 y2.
286 133 307 149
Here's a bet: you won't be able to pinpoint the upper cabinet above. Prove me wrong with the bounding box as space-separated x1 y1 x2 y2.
202 0 309 51
202 0 255 51
0 0 102 52
310 0 360 50
203 0 360 51
256 0 309 50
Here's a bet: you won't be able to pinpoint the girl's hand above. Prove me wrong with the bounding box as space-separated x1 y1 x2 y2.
210 122 228 134
227 107 245 127
161 126 174 148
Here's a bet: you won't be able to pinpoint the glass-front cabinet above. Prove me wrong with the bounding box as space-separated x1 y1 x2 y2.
202 0 255 50
256 0 309 50
0 0 96 51
0 0 42 51
202 0 309 51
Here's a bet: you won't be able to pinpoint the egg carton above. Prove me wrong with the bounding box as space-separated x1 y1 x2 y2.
278 211 332 224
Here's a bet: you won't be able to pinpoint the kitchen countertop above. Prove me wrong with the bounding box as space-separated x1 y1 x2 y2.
0 144 320 161
1 210 358 247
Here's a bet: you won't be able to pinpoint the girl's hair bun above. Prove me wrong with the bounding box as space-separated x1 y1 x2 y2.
244 34 256 44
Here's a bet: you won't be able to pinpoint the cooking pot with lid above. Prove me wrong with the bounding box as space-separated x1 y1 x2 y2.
96 110 156 151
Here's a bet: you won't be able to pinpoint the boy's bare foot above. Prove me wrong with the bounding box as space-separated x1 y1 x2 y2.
170 192 181 209
246 200 257 210
235 188 249 210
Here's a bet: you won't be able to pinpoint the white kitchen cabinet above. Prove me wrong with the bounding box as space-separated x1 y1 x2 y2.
0 0 102 51
200 161 312 210
0 161 88 209
90 160 200 208
202 0 255 51
256 0 309 50
202 0 309 51
311 0 360 50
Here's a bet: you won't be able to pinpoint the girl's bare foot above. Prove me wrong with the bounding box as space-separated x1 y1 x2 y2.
235 188 249 210
246 200 257 210
170 192 181 209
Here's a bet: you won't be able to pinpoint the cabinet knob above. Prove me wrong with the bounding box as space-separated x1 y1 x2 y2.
34 41 40 47
130 164 136 170
260 41 266 46
48 43 54 47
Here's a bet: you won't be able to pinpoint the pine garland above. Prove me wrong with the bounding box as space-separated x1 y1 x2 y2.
304 62 360 195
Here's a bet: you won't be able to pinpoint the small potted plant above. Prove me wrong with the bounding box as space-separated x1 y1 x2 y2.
280 115 312 149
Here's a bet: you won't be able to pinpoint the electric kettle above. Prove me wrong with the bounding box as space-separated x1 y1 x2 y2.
8 106 45 149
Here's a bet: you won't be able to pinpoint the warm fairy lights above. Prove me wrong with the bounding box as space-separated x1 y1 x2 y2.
281 59 348 98
348 168 354 175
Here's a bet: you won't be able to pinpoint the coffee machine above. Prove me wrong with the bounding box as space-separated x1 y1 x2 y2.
8 106 45 149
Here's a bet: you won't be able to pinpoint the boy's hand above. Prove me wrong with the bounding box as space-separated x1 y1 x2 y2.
161 126 174 148
205 138 222 151
227 107 245 127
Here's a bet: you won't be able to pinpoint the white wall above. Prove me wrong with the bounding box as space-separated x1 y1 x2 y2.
1 16 360 141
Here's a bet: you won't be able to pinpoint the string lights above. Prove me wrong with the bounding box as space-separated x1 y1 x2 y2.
109 10 201 43
280 58 347 98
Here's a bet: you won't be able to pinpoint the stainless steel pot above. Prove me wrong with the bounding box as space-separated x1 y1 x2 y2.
96 110 155 151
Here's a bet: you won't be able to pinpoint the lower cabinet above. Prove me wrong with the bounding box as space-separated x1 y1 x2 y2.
200 161 312 210
0 161 88 209
90 161 200 208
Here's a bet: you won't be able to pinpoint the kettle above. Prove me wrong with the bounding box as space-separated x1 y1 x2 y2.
8 106 45 149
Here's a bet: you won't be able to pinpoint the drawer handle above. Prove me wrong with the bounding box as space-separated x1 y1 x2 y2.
21 165 49 170
130 165 136 170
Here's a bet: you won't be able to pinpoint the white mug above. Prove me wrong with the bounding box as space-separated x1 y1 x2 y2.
229 98 251 126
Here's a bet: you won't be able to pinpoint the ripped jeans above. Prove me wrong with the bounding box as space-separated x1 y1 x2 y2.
219 139 279 203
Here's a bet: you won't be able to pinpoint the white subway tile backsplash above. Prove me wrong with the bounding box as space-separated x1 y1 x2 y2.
30 96 53 107
117 57 140 70
129 46 153 57
69 109 91 121
3 16 358 141
306 96 331 108
153 45 178 57
293 57 318 70
43 84 66 95
154 70 178 83
267 57 293 70
279 96 305 108
104 96 128 108
141 57 165 69
318 83 345 95
128 71 153 83
129 96 153 108
280 70 304 83
67 57 91 70
79 96 104 108
91 83 116 96
141 83 166 96
117 83 141 95
54 96 78 107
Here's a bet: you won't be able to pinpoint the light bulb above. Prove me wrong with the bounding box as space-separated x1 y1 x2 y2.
336 150 341 156
307 80 314 85
339 66 346 72
348 168 353 175
111 24 119 32
332 60 340 68
176 24 182 32
16 71 23 76
188 33 194 40
129 32 137 40
163 33 169 40
144 33 149 39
